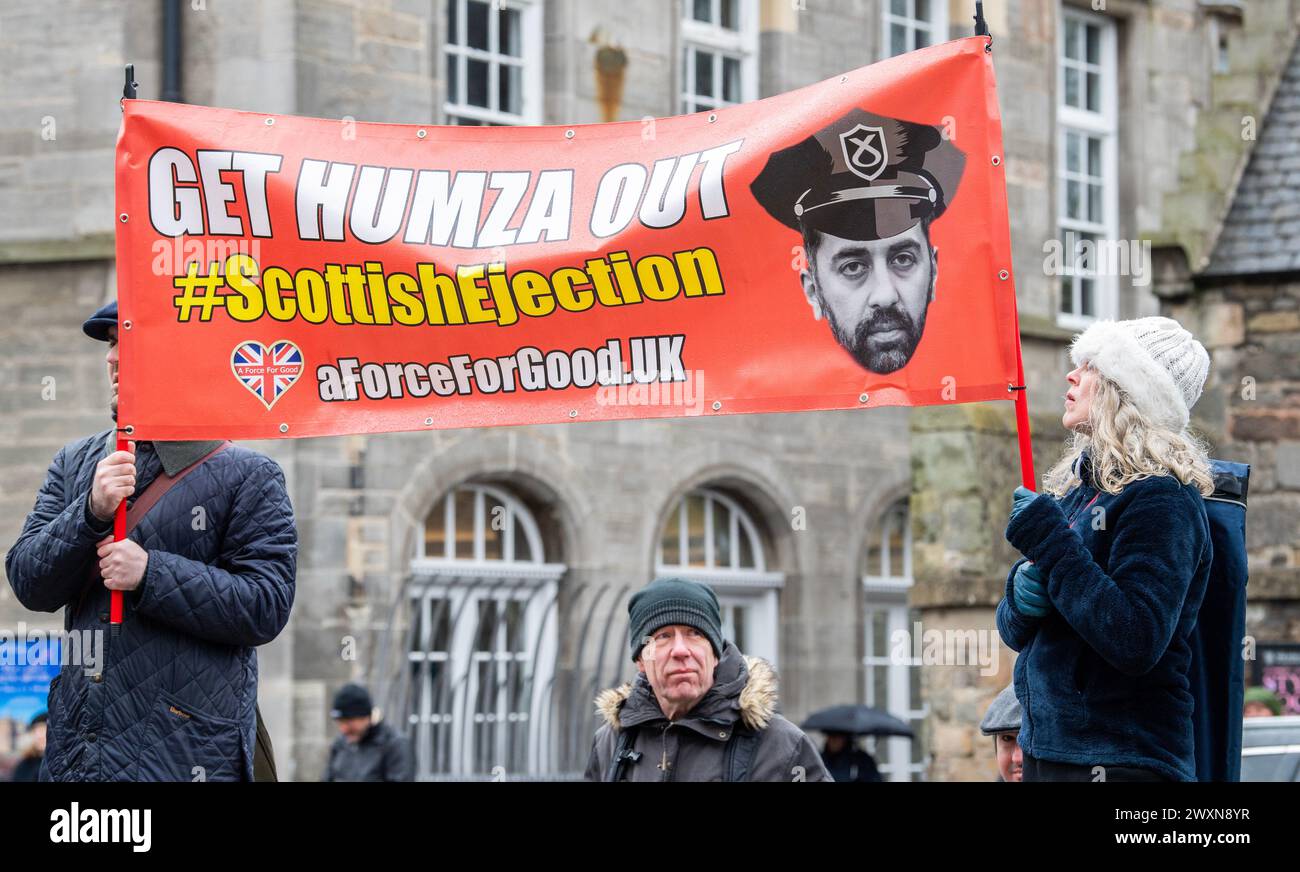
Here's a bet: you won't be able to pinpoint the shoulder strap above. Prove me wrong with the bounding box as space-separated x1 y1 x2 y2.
723 727 762 783
76 441 232 617
253 704 278 782
125 441 232 535
604 725 640 782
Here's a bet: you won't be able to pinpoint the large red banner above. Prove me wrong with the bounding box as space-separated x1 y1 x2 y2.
114 36 1021 440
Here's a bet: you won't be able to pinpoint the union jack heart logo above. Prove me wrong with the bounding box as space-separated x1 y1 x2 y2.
230 340 304 410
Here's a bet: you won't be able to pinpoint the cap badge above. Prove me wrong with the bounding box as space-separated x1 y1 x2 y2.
839 124 888 182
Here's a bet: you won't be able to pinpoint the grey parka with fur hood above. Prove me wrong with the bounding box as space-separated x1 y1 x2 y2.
585 642 832 782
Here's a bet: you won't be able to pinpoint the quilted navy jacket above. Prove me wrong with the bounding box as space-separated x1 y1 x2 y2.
996 453 1212 781
4 430 296 781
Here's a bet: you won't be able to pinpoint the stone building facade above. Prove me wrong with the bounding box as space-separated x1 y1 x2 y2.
1 0 1296 781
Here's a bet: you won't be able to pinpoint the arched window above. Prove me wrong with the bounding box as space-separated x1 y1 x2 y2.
655 487 782 664
862 498 928 781
420 482 545 563
406 483 564 780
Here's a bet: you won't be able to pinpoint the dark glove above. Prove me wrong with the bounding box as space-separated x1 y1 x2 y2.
1012 561 1051 618
1009 486 1037 526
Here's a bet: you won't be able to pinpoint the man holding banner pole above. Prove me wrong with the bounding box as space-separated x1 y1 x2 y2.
3 300 298 781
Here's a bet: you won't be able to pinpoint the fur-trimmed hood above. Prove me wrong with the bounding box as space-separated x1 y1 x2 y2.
594 643 777 733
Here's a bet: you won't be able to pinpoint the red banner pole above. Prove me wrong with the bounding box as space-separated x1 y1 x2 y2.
1012 348 1036 490
975 3 1031 488
110 436 127 630
110 65 137 636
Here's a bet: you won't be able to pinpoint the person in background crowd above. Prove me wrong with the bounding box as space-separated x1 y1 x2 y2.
322 683 414 782
979 684 1023 782
819 730 883 783
1243 686 1283 718
8 712 47 782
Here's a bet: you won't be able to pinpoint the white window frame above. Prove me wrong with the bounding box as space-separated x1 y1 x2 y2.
862 499 927 782
443 0 544 126
680 0 758 114
1207 15 1232 75
1056 5 1119 328
409 483 564 779
417 481 552 563
881 0 948 60
655 487 782 665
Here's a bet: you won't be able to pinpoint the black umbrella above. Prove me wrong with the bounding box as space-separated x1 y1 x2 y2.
802 704 915 738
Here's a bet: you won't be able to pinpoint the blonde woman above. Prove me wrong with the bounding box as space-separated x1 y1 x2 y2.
996 317 1214 782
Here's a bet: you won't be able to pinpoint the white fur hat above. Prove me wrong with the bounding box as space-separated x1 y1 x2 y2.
1069 316 1209 431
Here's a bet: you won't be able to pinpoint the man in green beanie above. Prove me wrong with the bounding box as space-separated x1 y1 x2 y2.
1243 686 1283 718
584 577 830 782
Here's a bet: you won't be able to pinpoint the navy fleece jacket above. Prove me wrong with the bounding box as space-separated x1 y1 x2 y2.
996 454 1212 781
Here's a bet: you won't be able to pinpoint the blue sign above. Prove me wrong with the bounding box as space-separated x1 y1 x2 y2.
0 636 61 724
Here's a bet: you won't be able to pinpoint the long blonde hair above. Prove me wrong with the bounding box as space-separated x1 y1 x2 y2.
1042 366 1214 498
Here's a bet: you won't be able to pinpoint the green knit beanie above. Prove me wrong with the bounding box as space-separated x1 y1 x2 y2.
628 577 724 662
1244 686 1283 717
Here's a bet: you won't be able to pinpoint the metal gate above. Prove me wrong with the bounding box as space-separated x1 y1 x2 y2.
369 574 637 780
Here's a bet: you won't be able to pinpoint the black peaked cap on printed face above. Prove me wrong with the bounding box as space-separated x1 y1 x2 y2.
750 108 966 242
